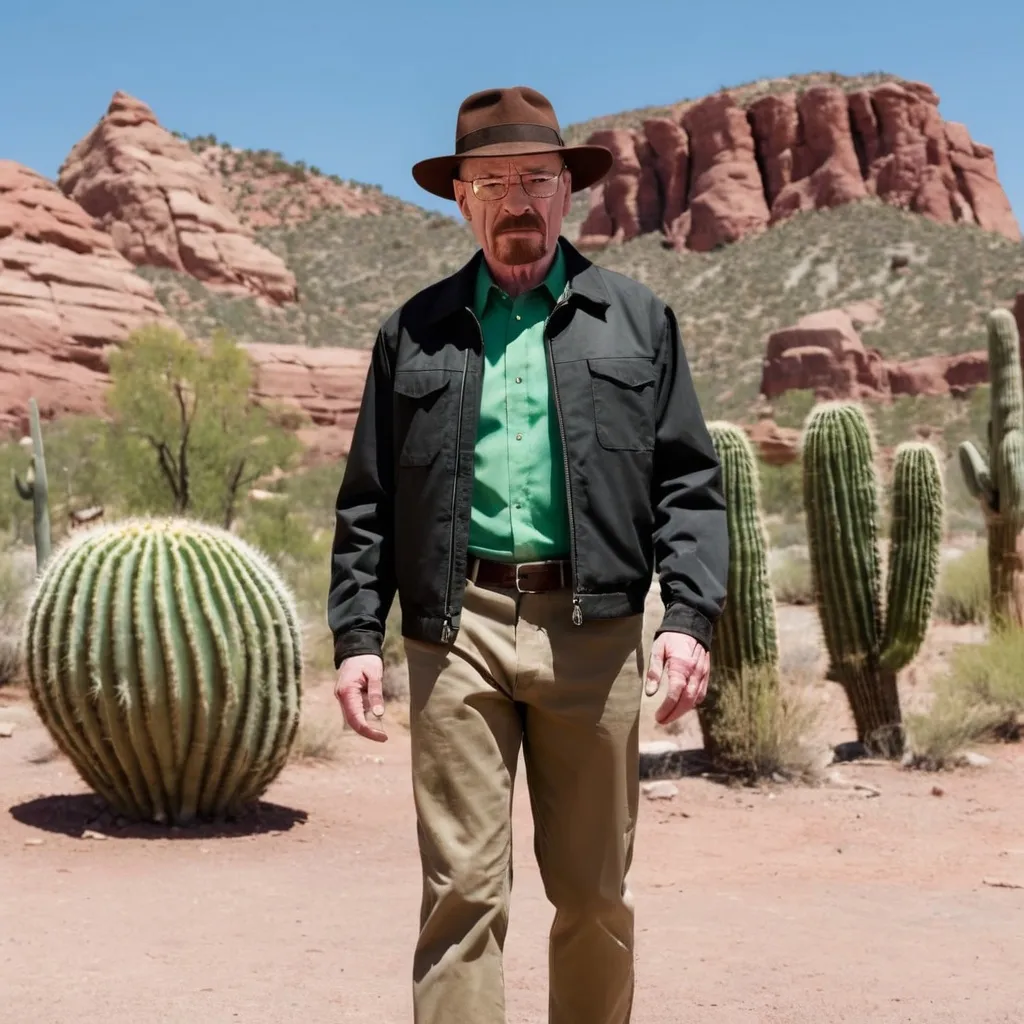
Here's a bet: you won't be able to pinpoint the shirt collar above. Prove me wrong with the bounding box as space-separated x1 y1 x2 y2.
473 243 568 317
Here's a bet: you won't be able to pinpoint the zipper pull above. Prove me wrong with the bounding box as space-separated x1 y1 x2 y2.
572 598 583 626
441 618 454 644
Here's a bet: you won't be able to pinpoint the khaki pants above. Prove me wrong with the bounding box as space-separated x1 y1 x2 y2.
404 577 647 1024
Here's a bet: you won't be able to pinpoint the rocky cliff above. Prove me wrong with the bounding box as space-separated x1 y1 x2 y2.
577 80 1020 251
0 160 175 430
57 92 299 305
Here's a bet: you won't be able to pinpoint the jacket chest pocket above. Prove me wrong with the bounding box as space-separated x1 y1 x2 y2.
393 368 458 466
587 357 657 451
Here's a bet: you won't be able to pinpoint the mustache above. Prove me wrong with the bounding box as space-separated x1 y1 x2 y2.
495 213 544 233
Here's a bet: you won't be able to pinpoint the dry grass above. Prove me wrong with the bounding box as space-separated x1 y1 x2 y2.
289 712 345 764
706 665 825 783
904 624 1024 767
934 544 989 625
771 548 814 605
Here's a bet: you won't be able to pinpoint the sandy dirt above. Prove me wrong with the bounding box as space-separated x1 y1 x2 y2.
2 604 1023 1024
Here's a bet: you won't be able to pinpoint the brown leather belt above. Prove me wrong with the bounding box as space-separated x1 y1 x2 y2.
468 555 570 593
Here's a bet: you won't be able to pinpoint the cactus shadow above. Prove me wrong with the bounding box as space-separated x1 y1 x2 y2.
9 792 308 840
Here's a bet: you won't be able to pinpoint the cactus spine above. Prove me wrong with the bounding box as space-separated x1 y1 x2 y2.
958 308 1024 627
12 397 52 571
21 517 303 825
701 422 779 761
802 403 943 757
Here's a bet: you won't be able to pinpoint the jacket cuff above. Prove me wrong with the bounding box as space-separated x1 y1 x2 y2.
654 603 715 652
334 629 384 668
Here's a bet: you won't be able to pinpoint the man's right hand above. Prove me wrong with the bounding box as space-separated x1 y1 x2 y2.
334 654 387 742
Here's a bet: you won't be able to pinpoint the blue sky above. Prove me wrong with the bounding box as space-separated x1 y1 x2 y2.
3 0 1022 224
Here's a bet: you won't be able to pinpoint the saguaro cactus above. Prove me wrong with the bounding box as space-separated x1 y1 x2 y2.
802 403 943 757
700 422 779 761
958 308 1024 627
12 397 52 571
21 516 303 825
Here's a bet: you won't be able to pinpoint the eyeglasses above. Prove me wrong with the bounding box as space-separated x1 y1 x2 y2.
459 165 565 201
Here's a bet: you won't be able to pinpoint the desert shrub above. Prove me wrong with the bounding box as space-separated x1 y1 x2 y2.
705 665 823 782
934 545 988 624
771 548 814 605
0 546 34 687
905 626 1024 765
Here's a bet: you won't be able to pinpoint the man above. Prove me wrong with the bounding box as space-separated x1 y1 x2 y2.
327 85 728 1024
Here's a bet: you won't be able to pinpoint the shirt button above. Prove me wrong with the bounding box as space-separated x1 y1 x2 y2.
515 376 522 384
516 433 523 441
515 314 521 321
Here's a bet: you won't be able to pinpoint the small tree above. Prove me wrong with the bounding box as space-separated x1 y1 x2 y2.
106 324 302 527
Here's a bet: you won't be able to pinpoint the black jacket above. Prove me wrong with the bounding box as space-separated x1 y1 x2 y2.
327 237 728 666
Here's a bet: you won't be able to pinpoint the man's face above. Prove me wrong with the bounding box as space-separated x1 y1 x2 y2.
453 153 572 267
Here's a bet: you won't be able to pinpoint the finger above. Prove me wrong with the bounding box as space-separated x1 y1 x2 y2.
645 644 665 697
655 656 698 724
336 681 388 742
367 671 385 719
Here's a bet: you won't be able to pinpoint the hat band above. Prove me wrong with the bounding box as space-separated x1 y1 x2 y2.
455 122 564 154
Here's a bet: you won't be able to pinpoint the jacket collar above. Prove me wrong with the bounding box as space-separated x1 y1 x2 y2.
422 235 610 325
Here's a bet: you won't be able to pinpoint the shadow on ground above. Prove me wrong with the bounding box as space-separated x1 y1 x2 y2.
9 793 309 839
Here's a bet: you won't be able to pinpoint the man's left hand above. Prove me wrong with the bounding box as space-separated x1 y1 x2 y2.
644 631 710 724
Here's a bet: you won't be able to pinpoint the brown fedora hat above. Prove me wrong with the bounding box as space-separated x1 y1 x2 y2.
411 86 613 201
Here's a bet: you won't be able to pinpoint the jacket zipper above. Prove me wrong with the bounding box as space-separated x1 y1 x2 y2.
545 299 583 626
441 321 475 643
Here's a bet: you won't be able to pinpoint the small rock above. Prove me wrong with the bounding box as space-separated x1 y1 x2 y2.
833 741 869 762
0 721 15 738
641 781 678 801
24 838 44 846
81 829 107 840
931 785 944 797
961 751 992 768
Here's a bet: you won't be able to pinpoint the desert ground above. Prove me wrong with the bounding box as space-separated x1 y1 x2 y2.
2 595 1023 1024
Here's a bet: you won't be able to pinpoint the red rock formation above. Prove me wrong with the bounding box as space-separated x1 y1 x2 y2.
0 160 175 430
760 307 992 402
243 344 370 461
578 79 1020 251
746 418 800 466
1 159 368 456
58 92 298 305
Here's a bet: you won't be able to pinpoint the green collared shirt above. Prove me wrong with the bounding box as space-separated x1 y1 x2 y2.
467 246 571 563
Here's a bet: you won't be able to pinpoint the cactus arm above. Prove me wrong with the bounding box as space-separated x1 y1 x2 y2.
13 466 34 501
28 398 52 569
958 441 994 506
880 443 944 672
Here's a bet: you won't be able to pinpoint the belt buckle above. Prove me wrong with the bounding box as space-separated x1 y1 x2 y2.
515 560 549 594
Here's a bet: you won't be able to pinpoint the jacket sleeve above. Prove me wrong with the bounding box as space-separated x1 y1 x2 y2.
326 329 397 667
650 303 729 651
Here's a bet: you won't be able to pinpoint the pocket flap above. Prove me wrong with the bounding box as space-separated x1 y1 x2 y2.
393 368 453 399
587 357 656 389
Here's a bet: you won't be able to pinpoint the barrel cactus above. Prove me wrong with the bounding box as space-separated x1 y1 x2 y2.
21 516 303 825
801 402 943 757
958 308 1024 627
701 422 779 763
12 397 52 571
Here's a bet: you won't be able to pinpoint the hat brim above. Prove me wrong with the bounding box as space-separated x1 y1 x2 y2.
411 141 614 201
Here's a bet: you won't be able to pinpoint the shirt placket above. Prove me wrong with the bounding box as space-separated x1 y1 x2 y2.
506 295 531 560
